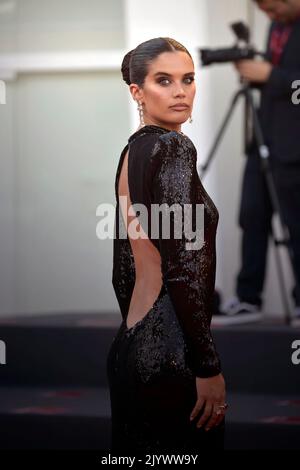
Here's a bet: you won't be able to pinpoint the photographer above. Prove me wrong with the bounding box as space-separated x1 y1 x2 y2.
221 0 300 322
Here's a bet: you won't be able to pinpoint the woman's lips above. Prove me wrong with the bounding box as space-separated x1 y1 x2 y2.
170 105 189 111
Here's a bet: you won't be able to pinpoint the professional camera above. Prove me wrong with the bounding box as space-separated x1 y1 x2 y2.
200 21 262 66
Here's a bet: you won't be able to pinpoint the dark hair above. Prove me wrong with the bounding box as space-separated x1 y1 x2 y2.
121 37 193 87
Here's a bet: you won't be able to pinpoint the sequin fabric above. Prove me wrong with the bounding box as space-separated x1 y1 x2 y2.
107 124 224 453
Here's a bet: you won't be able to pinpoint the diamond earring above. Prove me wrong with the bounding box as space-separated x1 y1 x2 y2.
137 100 145 127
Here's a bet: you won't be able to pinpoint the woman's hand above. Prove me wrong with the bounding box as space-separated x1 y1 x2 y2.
190 373 227 431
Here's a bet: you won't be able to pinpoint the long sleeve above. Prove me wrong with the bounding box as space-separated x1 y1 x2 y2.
149 132 222 378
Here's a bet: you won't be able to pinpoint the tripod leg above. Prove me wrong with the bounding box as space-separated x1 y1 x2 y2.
200 88 245 179
272 216 294 324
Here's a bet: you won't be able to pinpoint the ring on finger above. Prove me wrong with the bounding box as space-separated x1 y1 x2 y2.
217 403 228 411
219 403 228 410
214 403 228 415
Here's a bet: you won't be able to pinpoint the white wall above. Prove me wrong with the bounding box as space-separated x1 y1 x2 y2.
0 0 129 315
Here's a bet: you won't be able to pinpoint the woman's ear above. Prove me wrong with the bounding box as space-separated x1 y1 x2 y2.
129 83 143 103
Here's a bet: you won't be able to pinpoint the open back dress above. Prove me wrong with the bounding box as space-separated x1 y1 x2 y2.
106 124 224 453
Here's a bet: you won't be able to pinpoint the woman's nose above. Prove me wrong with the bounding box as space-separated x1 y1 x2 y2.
174 85 186 96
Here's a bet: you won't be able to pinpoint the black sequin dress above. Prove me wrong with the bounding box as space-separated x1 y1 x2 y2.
106 124 224 453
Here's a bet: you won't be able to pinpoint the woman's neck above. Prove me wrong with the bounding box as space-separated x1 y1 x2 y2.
137 121 182 133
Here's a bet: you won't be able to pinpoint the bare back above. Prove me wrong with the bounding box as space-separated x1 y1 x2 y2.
118 149 163 329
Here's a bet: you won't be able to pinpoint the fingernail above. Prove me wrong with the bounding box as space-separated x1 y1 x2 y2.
197 424 202 428
190 415 194 421
205 427 210 431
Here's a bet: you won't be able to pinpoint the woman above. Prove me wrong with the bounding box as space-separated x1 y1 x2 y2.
107 37 227 454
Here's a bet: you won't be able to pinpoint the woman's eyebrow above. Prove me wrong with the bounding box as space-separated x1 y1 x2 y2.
153 71 195 77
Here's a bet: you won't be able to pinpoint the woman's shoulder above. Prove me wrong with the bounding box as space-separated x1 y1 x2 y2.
158 130 197 158
129 127 196 162
151 131 197 174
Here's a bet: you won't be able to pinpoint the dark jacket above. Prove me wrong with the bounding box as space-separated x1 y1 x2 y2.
255 18 300 164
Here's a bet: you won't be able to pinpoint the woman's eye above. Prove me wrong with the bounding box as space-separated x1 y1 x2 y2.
158 77 195 85
158 78 171 85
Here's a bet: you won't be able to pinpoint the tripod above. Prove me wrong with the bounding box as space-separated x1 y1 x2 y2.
200 82 300 325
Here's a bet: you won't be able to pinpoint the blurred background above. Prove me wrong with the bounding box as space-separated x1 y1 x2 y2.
1 0 289 320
